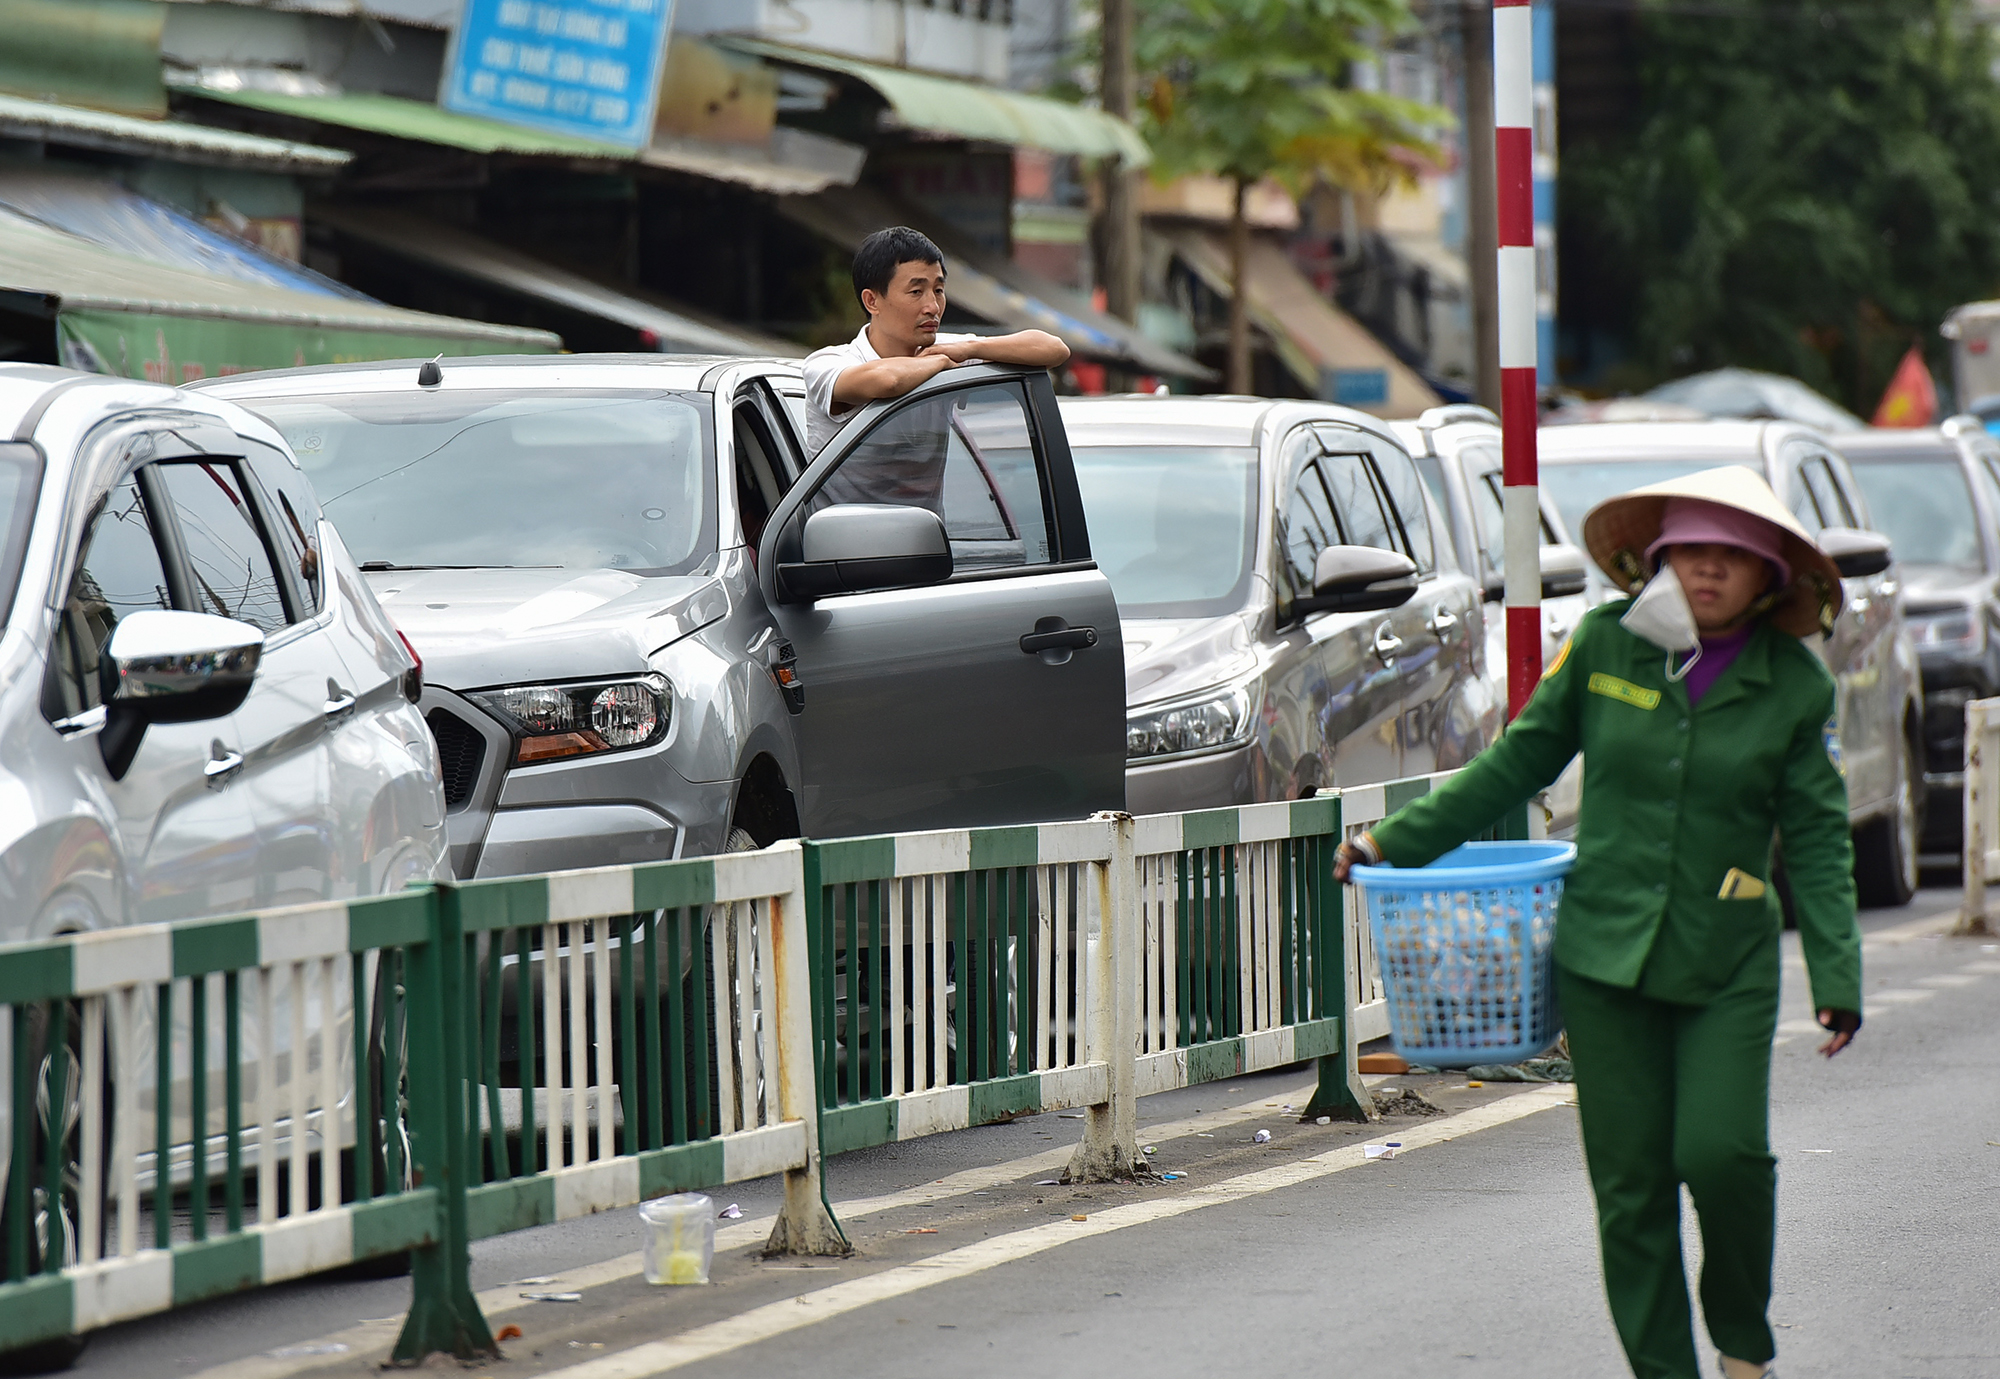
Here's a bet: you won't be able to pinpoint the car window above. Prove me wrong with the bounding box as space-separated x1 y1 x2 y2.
1846 453 1983 572
1282 462 1341 595
1795 454 1851 531
1319 451 1399 556
1072 443 1258 618
1814 454 1862 527
46 475 174 719
733 401 787 553
816 381 1055 572
243 439 322 616
155 460 291 634
1362 436 1436 574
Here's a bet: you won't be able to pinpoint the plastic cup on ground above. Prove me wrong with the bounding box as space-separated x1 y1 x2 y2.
641 1193 716 1285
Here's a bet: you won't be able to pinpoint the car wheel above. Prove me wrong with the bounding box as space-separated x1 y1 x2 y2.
1854 734 1920 908
0 1000 105 1374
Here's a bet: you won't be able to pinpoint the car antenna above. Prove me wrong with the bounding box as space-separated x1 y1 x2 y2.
417 353 444 387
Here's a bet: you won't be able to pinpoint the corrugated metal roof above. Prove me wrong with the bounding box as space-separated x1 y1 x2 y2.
716 37 1151 165
0 203 552 346
0 91 351 171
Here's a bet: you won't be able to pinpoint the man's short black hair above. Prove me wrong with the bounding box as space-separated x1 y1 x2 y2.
853 226 946 308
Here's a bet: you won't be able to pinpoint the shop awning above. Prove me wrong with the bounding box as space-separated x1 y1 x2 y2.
777 185 1209 380
0 165 369 300
0 207 557 381
714 37 1150 165
186 86 863 194
310 205 803 358
1164 228 1439 418
0 92 350 173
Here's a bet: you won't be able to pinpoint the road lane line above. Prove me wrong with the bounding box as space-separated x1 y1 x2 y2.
1918 973 1979 987
538 1085 1576 1379
180 1078 1322 1379
1869 988 1937 1004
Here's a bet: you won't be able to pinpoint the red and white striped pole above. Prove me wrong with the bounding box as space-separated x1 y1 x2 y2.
1494 0 1540 718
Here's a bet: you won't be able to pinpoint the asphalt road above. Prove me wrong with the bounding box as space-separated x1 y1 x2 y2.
69 883 2000 1379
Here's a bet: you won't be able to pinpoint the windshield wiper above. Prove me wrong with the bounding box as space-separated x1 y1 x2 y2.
359 562 559 571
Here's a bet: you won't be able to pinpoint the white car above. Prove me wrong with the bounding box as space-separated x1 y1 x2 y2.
0 366 446 934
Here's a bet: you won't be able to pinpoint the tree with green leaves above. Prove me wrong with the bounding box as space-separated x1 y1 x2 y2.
1562 0 2000 411
1134 0 1446 392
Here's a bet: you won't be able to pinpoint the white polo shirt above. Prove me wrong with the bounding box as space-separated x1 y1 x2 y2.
800 322 977 458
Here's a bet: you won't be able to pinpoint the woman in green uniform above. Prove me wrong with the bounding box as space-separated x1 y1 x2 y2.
1336 466 1863 1379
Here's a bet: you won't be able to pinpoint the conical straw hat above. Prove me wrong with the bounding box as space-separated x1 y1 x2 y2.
1580 464 1845 637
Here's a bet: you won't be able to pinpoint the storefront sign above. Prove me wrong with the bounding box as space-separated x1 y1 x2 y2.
442 0 674 150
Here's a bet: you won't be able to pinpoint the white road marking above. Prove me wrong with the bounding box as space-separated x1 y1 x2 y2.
1918 973 1979 988
1963 960 2000 976
537 1085 1576 1379
1776 1019 1822 1036
181 1078 1322 1379
1869 988 1936 1005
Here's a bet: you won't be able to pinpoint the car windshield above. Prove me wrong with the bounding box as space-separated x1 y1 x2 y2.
242 390 714 575
1845 457 1984 573
1541 457 1757 540
0 443 40 628
1070 443 1259 618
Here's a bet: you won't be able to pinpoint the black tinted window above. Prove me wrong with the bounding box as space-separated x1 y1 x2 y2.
1320 452 1398 555
1364 437 1436 573
157 461 290 634
48 476 172 717
245 440 322 615
1282 463 1340 594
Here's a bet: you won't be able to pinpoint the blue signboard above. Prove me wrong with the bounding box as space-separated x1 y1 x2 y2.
441 0 674 150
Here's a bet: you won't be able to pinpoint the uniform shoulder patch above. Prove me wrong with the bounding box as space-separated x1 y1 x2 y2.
1587 672 1661 711
1823 716 1845 775
1543 634 1573 681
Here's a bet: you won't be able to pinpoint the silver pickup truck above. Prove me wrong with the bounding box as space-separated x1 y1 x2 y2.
202 355 1138 873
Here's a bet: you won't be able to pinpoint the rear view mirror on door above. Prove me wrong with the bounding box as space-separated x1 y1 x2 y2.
1818 526 1892 579
1296 545 1419 616
778 504 954 601
98 609 264 780
1540 543 1590 598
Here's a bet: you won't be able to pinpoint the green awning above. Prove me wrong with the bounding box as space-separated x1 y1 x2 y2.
0 207 557 380
185 87 632 158
714 38 1151 165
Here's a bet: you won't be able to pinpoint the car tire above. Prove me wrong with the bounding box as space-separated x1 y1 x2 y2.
0 1000 105 1375
1854 731 1921 909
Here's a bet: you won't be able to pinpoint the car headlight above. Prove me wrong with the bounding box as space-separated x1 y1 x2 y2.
469 674 671 765
1910 608 1985 653
1127 685 1255 761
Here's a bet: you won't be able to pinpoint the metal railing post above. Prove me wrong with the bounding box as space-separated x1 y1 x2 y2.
762 842 848 1255
1305 790 1375 1122
1962 698 1994 936
392 884 496 1363
1066 811 1146 1182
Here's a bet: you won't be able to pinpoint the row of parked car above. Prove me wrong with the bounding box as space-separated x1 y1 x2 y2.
0 353 1985 953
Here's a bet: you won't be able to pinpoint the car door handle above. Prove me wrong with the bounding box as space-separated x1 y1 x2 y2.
323 684 357 719
204 742 244 788
1020 622 1099 654
1372 625 1404 662
1427 607 1458 640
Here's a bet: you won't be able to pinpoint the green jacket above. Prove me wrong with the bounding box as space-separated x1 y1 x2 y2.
1370 601 1862 1013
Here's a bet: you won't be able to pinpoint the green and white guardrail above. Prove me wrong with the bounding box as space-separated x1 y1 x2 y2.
0 777 1533 1364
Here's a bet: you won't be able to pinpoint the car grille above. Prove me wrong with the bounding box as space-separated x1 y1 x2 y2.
426 708 487 810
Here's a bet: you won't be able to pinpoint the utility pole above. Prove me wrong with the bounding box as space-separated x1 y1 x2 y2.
1099 0 1141 339
1464 0 1501 412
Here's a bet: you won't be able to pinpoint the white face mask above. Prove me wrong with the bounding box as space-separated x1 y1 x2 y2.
1620 564 1702 682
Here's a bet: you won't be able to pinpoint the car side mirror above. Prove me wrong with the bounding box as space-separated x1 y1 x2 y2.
777 504 953 602
1295 545 1419 616
98 610 264 781
1540 543 1589 598
1818 526 1892 580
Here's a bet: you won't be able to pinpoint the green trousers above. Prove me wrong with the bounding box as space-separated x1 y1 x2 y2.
1557 936 1781 1379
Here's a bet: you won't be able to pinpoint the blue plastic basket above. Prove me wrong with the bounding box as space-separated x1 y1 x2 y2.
1349 840 1575 1068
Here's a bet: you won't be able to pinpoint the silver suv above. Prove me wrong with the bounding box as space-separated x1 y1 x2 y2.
0 365 445 937
1059 395 1498 814
203 355 1127 874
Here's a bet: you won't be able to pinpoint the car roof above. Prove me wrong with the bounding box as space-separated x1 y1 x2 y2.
0 363 187 443
191 352 801 401
1055 393 1398 450
1535 418 1792 461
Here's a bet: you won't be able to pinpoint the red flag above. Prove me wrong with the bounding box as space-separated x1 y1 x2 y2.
1871 345 1938 428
